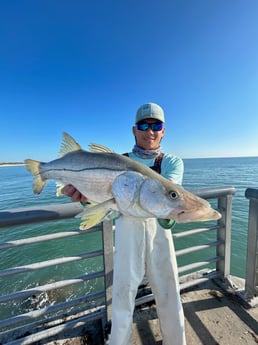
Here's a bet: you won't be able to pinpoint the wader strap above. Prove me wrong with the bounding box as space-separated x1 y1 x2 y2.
123 153 164 174
151 153 164 174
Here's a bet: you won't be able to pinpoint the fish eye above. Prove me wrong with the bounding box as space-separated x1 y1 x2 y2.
168 190 178 199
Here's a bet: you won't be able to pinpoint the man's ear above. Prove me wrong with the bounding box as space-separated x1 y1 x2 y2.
132 126 138 145
160 127 165 143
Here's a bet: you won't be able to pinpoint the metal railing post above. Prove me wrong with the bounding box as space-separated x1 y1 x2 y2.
244 188 258 306
217 194 233 278
102 220 114 338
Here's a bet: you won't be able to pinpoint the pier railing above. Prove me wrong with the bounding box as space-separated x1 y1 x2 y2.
244 188 258 306
0 186 241 344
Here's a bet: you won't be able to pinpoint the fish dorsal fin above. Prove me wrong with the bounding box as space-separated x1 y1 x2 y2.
89 143 113 153
58 132 83 157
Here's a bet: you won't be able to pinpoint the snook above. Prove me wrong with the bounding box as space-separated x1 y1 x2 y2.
25 132 221 230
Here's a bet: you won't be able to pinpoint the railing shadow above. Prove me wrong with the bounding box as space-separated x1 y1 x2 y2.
133 282 258 345
183 283 258 345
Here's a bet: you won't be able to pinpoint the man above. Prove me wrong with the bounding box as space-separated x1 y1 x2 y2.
63 103 186 345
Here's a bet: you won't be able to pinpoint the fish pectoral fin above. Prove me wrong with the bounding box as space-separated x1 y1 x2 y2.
24 159 46 194
58 132 83 157
103 210 120 221
76 198 117 230
56 182 66 196
79 210 109 230
76 200 107 218
88 143 113 153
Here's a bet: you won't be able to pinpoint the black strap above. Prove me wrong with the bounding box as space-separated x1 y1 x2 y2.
123 153 164 174
151 153 164 174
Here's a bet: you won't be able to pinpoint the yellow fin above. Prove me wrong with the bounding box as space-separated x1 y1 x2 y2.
89 143 113 153
79 209 110 230
58 132 83 157
76 198 117 230
56 182 65 197
24 159 46 194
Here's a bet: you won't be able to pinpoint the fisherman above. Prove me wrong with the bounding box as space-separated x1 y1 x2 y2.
62 103 186 345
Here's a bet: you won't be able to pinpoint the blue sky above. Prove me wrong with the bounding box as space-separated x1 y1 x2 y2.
0 0 257 162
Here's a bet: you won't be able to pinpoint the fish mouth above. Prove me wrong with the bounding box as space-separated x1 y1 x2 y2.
174 208 222 223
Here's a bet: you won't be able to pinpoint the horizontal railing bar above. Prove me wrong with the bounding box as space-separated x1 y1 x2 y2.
0 271 104 304
179 270 222 290
0 202 84 228
134 270 223 307
176 240 222 256
173 225 219 239
0 232 81 249
0 250 103 278
135 293 154 306
0 227 102 250
4 307 106 345
0 291 105 329
192 186 236 199
178 257 220 274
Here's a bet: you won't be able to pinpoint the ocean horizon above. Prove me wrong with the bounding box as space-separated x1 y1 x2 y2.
0 154 257 166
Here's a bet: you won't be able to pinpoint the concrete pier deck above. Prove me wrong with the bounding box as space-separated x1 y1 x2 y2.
132 279 258 345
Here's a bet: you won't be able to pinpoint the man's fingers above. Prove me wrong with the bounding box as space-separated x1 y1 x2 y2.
61 184 76 197
61 185 89 203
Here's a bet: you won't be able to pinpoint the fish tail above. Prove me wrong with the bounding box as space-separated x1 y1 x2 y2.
24 159 47 194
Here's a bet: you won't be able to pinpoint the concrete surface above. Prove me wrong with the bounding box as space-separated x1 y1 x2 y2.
132 280 258 345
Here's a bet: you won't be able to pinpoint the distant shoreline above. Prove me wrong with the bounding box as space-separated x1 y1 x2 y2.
0 163 24 167
0 156 257 168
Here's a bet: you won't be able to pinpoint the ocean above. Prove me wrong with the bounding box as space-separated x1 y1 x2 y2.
0 156 258 315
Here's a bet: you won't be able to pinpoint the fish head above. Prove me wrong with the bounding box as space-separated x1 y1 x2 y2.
139 178 221 223
112 171 157 217
168 189 222 222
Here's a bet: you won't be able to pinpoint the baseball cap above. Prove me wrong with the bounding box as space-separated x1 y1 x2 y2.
135 103 165 123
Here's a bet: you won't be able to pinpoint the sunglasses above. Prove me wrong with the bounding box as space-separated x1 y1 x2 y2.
136 122 163 132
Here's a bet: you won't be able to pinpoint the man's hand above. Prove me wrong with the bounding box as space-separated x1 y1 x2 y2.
61 184 90 203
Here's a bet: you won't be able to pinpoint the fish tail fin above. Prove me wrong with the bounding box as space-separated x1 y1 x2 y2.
24 159 47 194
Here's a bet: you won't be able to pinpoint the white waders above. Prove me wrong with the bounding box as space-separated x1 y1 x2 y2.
109 216 186 345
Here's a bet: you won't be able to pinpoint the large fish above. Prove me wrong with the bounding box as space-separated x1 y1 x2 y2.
25 132 221 230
